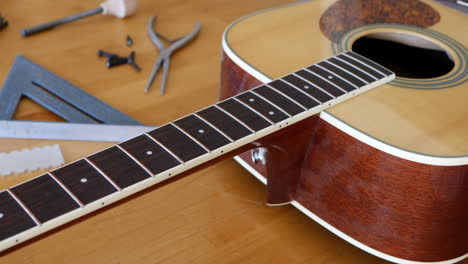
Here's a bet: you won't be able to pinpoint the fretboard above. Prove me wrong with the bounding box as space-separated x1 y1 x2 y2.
0 51 394 251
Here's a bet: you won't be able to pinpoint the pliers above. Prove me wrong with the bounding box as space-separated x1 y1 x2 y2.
145 16 201 94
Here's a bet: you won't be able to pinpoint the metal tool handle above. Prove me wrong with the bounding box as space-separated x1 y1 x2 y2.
21 7 103 37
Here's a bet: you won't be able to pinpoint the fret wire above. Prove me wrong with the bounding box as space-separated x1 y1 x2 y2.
280 79 323 104
334 56 378 81
323 60 369 85
144 133 185 164
343 52 388 77
264 84 308 110
170 109 216 133
292 72 337 98
328 60 369 84
317 60 369 84
232 97 274 125
83 158 122 191
249 90 292 117
213 104 255 133
300 68 349 94
48 172 85 207
192 113 234 143
312 64 360 90
307 64 358 90
170 123 211 152
177 83 270 124
115 145 155 177
6 189 41 226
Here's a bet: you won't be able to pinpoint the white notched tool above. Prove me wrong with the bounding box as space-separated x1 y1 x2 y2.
0 145 64 176
21 0 138 37
0 121 156 142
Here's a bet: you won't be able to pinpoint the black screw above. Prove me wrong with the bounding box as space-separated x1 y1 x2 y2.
98 49 119 58
106 56 128 68
98 49 141 72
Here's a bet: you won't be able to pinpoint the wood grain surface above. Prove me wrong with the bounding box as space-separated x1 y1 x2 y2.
1 0 466 264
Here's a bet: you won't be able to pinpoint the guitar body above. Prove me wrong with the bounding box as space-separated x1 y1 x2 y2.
221 0 468 263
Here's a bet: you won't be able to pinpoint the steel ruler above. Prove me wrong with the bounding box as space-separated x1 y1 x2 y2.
0 121 156 142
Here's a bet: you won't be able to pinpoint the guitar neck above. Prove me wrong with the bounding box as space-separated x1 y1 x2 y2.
0 51 394 252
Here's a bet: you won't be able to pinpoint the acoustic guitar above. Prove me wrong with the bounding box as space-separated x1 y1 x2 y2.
221 0 467 263
0 0 466 263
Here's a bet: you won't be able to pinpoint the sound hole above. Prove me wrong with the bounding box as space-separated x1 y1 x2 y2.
352 34 454 79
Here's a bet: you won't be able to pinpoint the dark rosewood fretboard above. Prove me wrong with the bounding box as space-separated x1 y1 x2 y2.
0 51 394 251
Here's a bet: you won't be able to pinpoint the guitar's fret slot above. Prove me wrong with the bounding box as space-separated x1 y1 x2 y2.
197 106 253 141
10 174 80 223
115 144 157 177
337 54 385 79
235 91 290 123
344 51 393 76
147 124 208 163
282 74 333 103
311 64 360 91
143 133 185 164
268 80 321 109
83 158 122 192
174 114 233 151
193 113 234 143
328 57 376 83
264 84 307 112
334 56 378 81
48 172 84 207
249 90 292 117
303 66 357 93
6 189 41 226
0 191 38 241
315 61 367 88
217 99 271 132
297 69 347 94
88 146 152 189
232 97 274 125
326 59 369 85
171 122 211 152
213 104 255 133
51 160 118 205
279 77 323 101
293 71 344 98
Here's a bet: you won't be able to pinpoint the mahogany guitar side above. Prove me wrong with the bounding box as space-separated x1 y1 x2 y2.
220 0 468 263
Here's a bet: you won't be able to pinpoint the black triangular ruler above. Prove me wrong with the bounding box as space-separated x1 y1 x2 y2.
0 55 141 125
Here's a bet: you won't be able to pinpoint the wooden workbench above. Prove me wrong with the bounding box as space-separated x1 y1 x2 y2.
0 1 464 263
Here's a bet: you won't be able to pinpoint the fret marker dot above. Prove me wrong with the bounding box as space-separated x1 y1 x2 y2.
269 111 275 115
304 85 309 89
0 213 4 219
328 75 333 79
249 98 255 102
146 150 153 155
80 178 88 183
198 129 205 134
